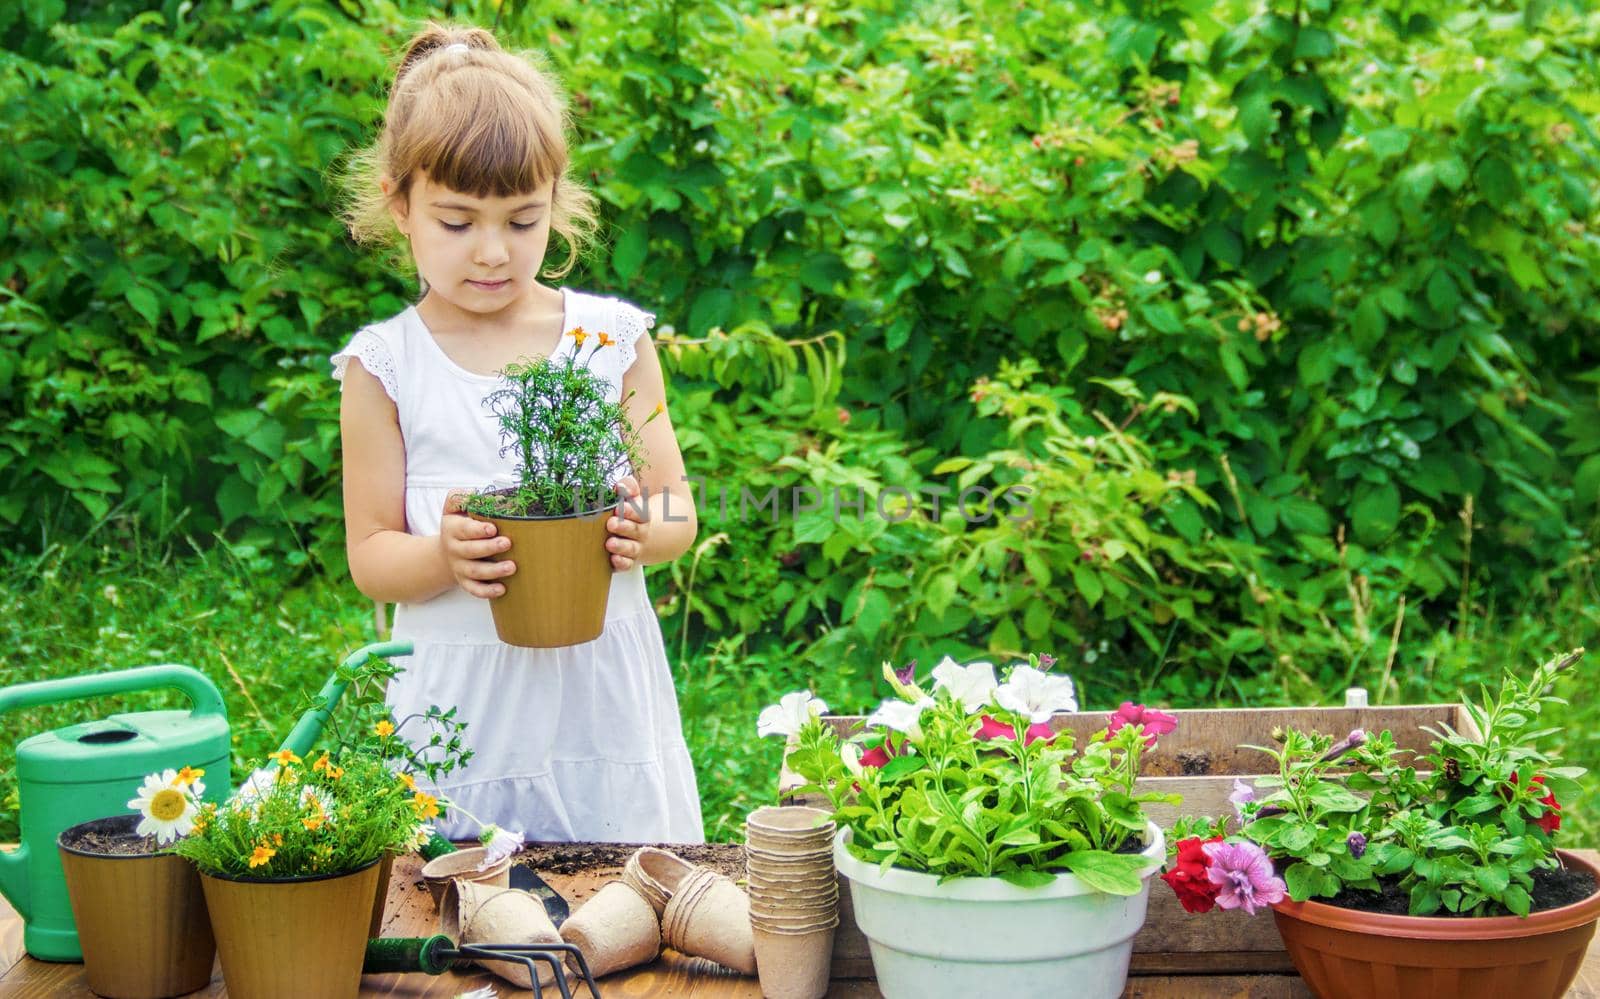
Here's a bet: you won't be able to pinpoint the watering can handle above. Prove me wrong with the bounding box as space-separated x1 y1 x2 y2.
0 664 225 920
0 664 226 724
278 640 413 758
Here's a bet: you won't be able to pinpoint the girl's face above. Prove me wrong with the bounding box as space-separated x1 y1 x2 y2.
386 170 556 312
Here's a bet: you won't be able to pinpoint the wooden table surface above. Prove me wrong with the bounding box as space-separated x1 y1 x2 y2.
3 849 1599 997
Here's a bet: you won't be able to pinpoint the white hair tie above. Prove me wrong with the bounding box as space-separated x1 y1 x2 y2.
443 42 470 55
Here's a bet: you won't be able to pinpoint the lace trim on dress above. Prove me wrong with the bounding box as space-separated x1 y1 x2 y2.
611 300 656 375
330 329 399 403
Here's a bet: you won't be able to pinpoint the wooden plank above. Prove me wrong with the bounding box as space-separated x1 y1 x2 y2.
1122 976 1309 998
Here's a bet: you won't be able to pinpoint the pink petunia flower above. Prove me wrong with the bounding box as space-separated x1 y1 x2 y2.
1202 840 1287 916
1106 703 1179 748
976 715 1055 745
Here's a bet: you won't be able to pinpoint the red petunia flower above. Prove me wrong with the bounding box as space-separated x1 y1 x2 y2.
1160 836 1224 913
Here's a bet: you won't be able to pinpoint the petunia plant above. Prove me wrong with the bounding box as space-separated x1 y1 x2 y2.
1166 647 1587 918
768 654 1180 894
175 748 427 879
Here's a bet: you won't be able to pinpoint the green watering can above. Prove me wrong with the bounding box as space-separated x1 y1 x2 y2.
0 639 412 962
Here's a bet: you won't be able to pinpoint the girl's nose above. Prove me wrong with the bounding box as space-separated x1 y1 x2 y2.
474 234 510 267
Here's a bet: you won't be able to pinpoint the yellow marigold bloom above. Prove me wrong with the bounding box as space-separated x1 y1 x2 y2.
272 833 284 846
249 844 276 869
597 332 615 347
302 814 324 831
571 327 587 346
329 765 344 779
652 401 666 416
313 754 331 773
411 791 441 821
374 720 395 738
269 750 301 767
398 773 417 792
175 766 205 787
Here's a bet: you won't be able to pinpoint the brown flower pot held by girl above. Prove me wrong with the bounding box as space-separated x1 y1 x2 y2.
58 816 215 999
1270 850 1600 999
200 857 382 999
470 505 612 648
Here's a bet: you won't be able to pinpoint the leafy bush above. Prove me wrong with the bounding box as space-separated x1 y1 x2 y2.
2 0 1596 712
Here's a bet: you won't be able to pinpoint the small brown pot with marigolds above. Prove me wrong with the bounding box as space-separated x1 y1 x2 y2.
174 748 428 999
458 334 662 649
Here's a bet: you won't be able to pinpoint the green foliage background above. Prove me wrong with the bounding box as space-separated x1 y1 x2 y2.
1 0 1598 842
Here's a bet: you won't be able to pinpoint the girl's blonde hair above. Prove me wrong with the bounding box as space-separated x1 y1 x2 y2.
339 21 598 278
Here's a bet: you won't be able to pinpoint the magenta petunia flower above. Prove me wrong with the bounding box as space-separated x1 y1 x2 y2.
976 714 1054 745
1202 840 1287 916
1106 702 1179 748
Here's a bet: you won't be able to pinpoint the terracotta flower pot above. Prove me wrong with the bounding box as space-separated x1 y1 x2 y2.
200 857 381 999
468 503 613 648
57 816 215 999
1271 849 1600 999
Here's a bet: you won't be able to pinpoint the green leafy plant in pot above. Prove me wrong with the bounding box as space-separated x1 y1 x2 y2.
56 767 215 999
770 654 1177 999
1163 648 1597 999
174 748 429 999
459 332 659 648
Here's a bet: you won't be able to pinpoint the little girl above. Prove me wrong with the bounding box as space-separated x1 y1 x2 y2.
329 22 703 843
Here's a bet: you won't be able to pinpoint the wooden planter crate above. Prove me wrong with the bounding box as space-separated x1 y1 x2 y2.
779 701 1478 978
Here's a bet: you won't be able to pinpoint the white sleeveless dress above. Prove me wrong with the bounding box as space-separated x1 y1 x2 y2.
329 287 705 843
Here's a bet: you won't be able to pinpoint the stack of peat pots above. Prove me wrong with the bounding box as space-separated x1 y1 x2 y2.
745 806 839 999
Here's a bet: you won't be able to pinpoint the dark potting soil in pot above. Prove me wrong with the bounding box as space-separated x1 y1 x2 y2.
1323 865 1597 917
60 820 163 857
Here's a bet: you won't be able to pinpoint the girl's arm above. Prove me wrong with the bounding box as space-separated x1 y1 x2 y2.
341 361 490 603
613 329 698 568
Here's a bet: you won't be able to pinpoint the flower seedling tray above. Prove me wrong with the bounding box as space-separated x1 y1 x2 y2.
779 701 1481 976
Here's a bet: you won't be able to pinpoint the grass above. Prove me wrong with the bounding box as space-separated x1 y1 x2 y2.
0 531 1595 848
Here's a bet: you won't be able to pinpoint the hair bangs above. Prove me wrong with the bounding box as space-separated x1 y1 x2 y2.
411 71 566 200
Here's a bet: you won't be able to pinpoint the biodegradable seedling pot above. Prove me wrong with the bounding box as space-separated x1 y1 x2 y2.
662 871 757 975
421 846 513 907
622 846 693 916
560 880 661 978
57 816 215 999
443 879 564 989
1270 849 1600 999
747 806 836 840
200 857 381 999
469 502 612 648
754 925 835 999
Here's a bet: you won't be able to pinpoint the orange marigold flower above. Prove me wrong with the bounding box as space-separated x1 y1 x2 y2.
302 814 324 831
249 844 276 869
374 720 395 738
269 750 301 767
398 773 417 792
313 754 332 774
411 791 441 821
571 327 588 346
652 401 666 416
597 332 615 347
175 766 205 787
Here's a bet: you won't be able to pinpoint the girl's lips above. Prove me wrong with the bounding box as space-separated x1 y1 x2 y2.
468 279 510 290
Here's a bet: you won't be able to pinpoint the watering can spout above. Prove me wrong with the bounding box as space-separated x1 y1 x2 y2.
0 843 28 920
279 640 413 758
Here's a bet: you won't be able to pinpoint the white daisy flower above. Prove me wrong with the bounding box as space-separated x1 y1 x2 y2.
477 824 524 870
126 770 199 845
231 767 278 812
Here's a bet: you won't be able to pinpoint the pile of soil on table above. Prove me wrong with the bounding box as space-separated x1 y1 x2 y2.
1324 864 1596 917
515 841 746 880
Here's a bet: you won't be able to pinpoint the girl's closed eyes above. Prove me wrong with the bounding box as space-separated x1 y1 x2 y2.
437 219 541 232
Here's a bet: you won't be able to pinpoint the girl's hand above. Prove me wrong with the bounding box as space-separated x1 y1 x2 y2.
607 477 651 572
439 490 515 599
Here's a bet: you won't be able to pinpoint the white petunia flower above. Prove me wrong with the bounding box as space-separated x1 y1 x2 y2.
930 656 998 715
840 742 864 777
865 697 934 739
477 824 524 870
757 691 830 739
126 770 199 845
994 665 1079 724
